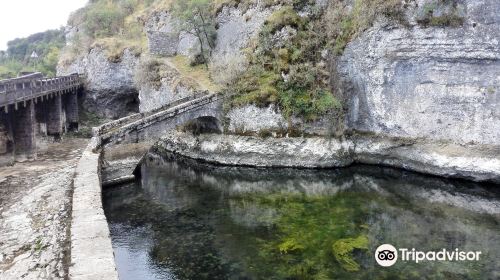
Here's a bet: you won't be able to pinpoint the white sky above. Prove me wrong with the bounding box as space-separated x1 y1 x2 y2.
0 0 88 50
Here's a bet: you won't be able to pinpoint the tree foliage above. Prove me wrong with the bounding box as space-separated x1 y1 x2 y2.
0 28 65 79
172 0 217 65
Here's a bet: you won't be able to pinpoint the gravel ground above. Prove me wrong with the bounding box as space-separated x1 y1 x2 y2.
0 138 88 279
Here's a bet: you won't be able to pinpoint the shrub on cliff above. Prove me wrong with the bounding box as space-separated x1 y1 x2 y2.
172 0 217 66
135 56 163 90
82 2 126 38
228 5 341 121
63 0 156 63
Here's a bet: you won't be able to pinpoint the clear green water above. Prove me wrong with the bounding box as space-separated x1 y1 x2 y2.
103 154 500 280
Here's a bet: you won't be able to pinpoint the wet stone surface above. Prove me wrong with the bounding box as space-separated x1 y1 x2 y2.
0 138 88 280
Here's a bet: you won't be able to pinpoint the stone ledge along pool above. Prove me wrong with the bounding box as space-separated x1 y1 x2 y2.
103 153 500 280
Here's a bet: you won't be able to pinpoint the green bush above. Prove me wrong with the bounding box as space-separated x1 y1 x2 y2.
83 2 126 38
0 29 65 78
229 5 342 121
263 6 304 34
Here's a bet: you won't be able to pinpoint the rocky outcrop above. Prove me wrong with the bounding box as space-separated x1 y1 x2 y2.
155 132 352 168
226 104 335 136
137 60 203 113
338 0 500 145
154 132 500 183
57 48 140 119
226 105 287 135
146 11 201 61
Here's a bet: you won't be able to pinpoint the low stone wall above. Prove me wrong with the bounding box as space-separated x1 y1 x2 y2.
101 142 151 186
154 132 500 183
69 136 118 280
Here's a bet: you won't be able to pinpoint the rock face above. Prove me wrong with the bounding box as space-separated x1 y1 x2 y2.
138 61 201 113
155 132 353 168
58 48 140 119
155 132 500 183
213 5 274 58
338 0 500 145
226 105 287 134
146 11 201 60
146 12 180 57
209 5 276 84
226 105 335 136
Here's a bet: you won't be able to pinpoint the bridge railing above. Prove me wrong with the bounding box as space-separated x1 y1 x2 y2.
0 73 83 108
95 91 210 136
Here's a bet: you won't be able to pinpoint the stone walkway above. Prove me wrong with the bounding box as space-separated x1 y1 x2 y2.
0 138 88 280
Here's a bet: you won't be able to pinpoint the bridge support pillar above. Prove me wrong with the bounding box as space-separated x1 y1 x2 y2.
47 94 64 138
65 91 79 131
0 110 15 166
14 101 36 160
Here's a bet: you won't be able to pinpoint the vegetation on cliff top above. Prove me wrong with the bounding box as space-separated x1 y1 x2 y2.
61 0 173 65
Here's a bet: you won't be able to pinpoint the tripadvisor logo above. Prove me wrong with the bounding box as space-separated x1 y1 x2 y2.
375 244 398 267
375 244 482 267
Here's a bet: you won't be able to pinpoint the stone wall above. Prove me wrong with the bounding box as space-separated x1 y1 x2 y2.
69 137 118 280
338 0 500 145
147 31 179 57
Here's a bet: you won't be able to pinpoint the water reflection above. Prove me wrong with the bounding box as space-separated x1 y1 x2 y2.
103 153 500 280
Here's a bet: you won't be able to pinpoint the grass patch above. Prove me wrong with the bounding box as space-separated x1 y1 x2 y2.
168 55 221 92
325 0 406 55
92 37 144 62
34 237 45 253
263 5 304 34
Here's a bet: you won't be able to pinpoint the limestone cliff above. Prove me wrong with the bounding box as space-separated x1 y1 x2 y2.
338 0 500 145
58 0 499 178
57 48 140 119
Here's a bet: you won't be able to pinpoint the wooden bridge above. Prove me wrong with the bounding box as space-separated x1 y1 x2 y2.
0 72 84 165
0 72 82 111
